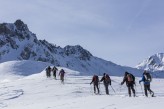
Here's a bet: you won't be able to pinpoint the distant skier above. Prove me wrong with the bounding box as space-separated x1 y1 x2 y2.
100 73 111 95
121 72 136 97
59 69 66 83
46 66 51 78
52 66 58 79
139 70 154 97
90 75 100 94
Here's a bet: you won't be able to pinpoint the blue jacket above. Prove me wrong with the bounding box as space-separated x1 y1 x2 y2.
139 75 150 85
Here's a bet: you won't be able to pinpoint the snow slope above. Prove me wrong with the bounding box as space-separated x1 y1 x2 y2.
0 60 52 82
0 66 164 109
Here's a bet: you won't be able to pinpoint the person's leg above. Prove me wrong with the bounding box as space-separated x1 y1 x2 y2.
54 72 56 79
62 76 64 82
104 84 108 95
147 84 154 96
96 84 99 94
105 84 109 95
128 86 131 97
144 84 148 97
94 84 96 93
131 84 136 97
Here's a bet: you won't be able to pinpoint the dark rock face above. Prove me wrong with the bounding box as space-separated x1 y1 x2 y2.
14 19 29 31
64 45 92 61
0 20 93 66
0 23 12 35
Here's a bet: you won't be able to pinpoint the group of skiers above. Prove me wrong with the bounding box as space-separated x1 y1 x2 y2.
45 66 154 97
45 66 66 83
90 70 154 97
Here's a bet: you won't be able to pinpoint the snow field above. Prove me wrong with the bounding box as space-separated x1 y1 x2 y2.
0 71 164 109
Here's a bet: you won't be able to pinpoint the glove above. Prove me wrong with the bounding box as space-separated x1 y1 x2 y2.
133 81 136 85
139 81 141 84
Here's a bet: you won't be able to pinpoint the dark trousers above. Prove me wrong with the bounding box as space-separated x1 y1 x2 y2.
60 76 64 82
104 83 109 95
93 83 99 94
127 83 135 97
144 84 154 97
53 71 56 79
46 71 51 78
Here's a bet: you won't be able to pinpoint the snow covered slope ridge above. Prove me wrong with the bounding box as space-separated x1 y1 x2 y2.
136 53 164 72
0 60 52 82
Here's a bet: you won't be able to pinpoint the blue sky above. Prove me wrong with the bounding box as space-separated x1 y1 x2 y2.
0 0 164 67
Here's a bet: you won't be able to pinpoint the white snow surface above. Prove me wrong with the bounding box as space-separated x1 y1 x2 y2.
0 60 52 82
0 61 164 109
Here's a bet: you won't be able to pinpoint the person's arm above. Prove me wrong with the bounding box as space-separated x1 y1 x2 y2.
121 76 126 85
90 77 94 84
100 77 104 82
139 76 144 83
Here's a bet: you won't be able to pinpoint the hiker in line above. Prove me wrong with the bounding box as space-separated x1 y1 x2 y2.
139 70 154 97
46 66 51 78
100 73 111 95
121 71 136 97
90 75 100 94
59 69 66 83
52 66 58 79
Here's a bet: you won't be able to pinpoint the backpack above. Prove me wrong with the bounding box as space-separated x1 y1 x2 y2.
105 74 111 83
144 73 152 82
93 75 99 82
60 70 65 76
127 74 134 82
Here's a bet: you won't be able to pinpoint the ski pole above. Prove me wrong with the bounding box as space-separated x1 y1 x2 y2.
119 84 122 94
90 84 92 94
134 83 137 95
140 83 144 96
98 82 101 94
110 85 116 94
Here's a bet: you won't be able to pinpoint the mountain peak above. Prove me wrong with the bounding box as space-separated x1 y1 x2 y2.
64 45 92 61
14 19 29 31
14 19 24 27
136 53 164 71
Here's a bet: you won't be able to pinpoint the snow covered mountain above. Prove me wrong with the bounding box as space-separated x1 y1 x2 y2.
2 20 164 77
136 53 164 72
0 20 144 76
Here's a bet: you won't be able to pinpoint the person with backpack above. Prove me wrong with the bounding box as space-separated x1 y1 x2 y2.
139 70 154 97
100 73 111 95
46 66 51 78
52 66 58 79
90 75 100 94
59 69 66 83
121 71 136 97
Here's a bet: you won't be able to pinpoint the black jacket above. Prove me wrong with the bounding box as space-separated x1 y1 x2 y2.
121 73 135 86
100 75 111 85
